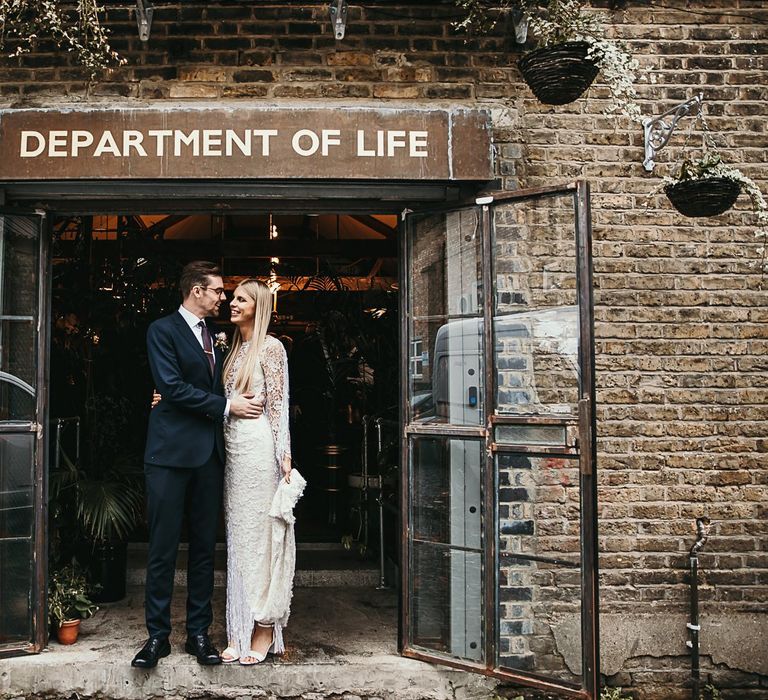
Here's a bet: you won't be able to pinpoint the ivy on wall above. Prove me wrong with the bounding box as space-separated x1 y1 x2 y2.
0 0 124 77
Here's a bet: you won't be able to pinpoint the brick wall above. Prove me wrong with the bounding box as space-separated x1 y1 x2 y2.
1 1 766 698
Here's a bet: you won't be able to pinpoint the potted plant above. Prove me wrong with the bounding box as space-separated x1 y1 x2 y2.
664 150 768 219
455 0 640 119
663 150 768 270
48 563 98 645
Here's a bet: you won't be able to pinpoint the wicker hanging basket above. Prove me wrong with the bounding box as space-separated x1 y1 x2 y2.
664 177 742 218
518 41 600 105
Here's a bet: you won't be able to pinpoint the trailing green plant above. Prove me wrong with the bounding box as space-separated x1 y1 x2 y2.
0 0 124 77
455 0 640 120
664 149 768 271
47 562 98 625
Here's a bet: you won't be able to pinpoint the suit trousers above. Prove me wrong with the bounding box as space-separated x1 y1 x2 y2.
143 450 223 639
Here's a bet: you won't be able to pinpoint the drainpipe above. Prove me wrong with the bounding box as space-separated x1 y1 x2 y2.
687 516 711 700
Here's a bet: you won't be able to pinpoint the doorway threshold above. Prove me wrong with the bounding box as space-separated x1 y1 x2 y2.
126 542 383 588
1 586 497 700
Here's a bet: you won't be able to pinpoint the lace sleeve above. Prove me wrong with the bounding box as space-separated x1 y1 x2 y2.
261 337 291 473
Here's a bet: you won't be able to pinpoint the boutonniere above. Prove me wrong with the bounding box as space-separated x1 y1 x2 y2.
214 332 229 351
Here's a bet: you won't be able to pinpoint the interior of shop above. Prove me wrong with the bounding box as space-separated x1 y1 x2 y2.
47 211 401 600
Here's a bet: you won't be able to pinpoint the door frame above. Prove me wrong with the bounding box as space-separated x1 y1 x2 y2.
0 179 596 681
398 181 599 699
0 209 51 659
0 177 481 658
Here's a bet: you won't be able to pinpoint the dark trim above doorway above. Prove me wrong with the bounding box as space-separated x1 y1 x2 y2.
0 179 496 214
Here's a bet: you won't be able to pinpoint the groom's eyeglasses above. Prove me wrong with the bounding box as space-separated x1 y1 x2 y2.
198 286 226 297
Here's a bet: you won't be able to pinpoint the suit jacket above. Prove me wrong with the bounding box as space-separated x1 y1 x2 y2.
144 311 227 468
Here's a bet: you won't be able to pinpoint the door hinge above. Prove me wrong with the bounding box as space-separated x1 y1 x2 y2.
511 6 529 43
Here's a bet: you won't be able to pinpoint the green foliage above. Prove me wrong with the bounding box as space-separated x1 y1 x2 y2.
704 684 723 700
665 149 768 269
0 0 125 77
50 394 143 544
48 562 98 624
600 688 633 700
454 0 516 35
454 0 640 120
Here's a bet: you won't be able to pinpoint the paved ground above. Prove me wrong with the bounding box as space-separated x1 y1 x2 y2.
1 586 498 700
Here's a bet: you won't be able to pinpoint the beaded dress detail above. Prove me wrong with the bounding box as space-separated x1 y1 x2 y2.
223 335 293 657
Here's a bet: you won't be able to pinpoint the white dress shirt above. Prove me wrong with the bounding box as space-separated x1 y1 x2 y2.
178 304 230 416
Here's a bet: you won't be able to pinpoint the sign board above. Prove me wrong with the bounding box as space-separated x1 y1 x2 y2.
0 105 493 181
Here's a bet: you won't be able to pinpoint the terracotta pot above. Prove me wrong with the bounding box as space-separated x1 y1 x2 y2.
56 619 81 645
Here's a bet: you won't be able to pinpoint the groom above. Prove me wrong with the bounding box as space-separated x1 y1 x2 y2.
132 261 264 669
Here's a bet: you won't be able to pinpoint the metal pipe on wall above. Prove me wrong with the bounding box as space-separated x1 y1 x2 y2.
688 516 711 700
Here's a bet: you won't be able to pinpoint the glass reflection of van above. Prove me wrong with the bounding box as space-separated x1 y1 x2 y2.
413 305 579 423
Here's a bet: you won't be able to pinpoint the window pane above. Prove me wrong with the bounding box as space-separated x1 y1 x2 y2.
496 452 582 683
409 316 483 425
409 436 484 663
412 437 482 549
411 541 484 663
492 195 579 416
409 208 483 319
0 433 35 646
407 208 484 426
495 424 567 447
0 540 32 645
1 216 39 318
0 216 40 422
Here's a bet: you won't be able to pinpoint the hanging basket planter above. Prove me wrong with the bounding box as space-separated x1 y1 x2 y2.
664 177 742 218
517 41 600 105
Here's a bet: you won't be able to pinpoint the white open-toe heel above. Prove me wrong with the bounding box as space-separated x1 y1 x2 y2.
239 623 274 665
221 646 240 664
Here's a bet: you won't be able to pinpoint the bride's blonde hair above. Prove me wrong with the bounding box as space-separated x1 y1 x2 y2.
223 279 273 395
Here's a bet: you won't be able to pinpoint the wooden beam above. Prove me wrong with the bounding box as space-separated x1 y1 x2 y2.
147 214 189 238
225 275 396 292
349 214 398 239
53 238 397 258
367 258 384 280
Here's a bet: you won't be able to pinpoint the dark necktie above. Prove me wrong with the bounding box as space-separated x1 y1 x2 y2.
198 321 215 375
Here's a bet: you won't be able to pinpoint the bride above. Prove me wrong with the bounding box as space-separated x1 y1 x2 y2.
220 278 297 665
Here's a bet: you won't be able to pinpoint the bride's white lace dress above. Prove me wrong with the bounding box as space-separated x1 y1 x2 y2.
223 334 293 656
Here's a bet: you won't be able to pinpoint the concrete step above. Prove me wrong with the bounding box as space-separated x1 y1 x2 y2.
126 542 382 588
2 586 498 700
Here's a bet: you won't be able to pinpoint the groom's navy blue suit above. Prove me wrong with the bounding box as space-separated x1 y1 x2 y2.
143 310 227 640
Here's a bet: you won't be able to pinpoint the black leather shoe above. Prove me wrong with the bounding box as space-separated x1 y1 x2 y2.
184 633 222 665
131 637 170 668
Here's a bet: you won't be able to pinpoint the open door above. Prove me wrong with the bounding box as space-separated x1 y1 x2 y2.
400 183 598 698
0 211 49 658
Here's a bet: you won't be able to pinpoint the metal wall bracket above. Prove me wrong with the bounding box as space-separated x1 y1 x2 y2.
329 0 348 41
511 6 529 43
136 0 154 42
642 93 703 172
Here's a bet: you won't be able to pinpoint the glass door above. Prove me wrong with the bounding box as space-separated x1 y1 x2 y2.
0 212 49 658
400 183 598 698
